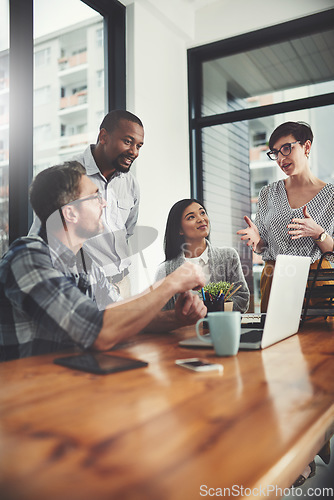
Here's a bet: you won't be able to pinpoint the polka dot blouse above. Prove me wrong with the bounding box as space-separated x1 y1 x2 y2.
254 180 334 263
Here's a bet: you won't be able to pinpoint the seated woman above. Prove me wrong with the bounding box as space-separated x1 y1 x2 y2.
155 198 249 312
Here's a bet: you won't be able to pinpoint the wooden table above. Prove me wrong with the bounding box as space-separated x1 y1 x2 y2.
0 321 333 500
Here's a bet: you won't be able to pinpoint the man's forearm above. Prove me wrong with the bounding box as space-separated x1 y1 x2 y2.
93 262 205 351
143 310 182 333
144 291 206 333
95 279 176 351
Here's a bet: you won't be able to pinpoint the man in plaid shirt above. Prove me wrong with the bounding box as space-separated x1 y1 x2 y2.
0 162 206 361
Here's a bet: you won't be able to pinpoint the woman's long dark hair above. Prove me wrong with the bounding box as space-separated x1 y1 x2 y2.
164 198 208 261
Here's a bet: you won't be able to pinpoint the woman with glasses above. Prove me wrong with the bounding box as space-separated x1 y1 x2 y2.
238 121 334 311
238 121 333 485
155 199 250 313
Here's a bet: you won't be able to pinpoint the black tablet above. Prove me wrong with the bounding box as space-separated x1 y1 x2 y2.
54 352 148 374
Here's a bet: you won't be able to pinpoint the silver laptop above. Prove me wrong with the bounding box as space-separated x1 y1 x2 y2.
179 254 311 351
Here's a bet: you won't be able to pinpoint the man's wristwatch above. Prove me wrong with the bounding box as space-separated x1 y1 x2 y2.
314 231 327 242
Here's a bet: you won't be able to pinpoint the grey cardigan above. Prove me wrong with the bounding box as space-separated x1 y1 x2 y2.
155 240 250 312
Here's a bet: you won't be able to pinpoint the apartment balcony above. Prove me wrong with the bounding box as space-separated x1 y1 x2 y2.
58 52 87 71
60 90 87 110
59 132 89 150
249 145 268 162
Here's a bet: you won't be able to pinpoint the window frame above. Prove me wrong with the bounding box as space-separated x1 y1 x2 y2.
8 0 126 244
187 8 334 201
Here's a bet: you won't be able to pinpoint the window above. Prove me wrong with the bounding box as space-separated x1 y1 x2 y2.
60 123 87 137
34 85 50 106
252 132 266 148
34 124 51 146
7 0 125 244
188 9 334 311
0 0 9 255
34 47 51 67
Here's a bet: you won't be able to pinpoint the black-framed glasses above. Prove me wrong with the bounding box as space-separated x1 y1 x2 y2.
75 190 104 205
266 141 300 161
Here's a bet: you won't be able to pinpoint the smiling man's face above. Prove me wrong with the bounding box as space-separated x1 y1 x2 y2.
100 119 144 174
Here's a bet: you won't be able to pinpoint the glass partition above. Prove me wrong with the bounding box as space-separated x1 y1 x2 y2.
0 0 9 255
202 103 334 312
193 14 334 312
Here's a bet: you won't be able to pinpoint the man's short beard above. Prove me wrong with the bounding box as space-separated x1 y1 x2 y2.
114 164 131 174
112 156 133 174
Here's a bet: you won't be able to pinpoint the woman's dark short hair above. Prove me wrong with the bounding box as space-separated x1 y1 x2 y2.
29 161 86 224
164 198 208 261
269 121 313 150
99 110 143 133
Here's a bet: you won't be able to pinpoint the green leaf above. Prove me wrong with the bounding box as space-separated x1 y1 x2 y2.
199 281 233 298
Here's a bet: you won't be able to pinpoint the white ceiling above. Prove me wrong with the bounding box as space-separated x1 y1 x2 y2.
209 28 334 97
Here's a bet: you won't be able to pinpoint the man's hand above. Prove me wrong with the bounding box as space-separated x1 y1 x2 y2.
237 215 261 251
166 262 205 294
95 263 205 350
175 292 207 326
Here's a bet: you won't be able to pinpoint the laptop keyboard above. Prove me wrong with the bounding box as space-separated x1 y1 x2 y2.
241 313 266 329
240 329 263 344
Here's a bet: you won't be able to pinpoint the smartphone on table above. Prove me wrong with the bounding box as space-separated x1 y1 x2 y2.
175 358 223 373
54 352 148 374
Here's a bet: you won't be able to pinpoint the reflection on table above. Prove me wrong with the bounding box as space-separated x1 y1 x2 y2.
0 320 333 500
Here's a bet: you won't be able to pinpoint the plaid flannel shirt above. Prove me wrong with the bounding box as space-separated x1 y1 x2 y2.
0 232 119 361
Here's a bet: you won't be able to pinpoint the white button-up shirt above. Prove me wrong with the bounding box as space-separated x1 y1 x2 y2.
184 245 211 283
74 145 140 277
30 145 140 278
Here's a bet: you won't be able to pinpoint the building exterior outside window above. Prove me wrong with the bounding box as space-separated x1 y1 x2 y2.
33 15 105 176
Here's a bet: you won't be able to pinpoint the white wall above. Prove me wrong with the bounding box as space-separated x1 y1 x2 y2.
194 0 334 45
122 0 334 292
125 1 194 291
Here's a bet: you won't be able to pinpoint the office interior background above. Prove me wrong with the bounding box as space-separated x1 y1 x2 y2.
1 0 334 310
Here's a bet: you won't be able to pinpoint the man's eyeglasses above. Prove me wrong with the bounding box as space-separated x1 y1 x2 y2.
266 141 300 161
75 190 104 205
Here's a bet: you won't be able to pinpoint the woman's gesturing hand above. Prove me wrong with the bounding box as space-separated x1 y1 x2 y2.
237 215 261 251
287 205 324 240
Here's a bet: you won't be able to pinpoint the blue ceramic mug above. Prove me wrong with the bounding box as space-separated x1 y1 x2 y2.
196 311 241 356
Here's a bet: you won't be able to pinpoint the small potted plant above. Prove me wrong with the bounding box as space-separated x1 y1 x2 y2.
200 281 236 312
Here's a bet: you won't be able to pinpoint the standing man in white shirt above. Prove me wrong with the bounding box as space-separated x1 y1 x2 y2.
74 110 144 297
30 110 144 297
